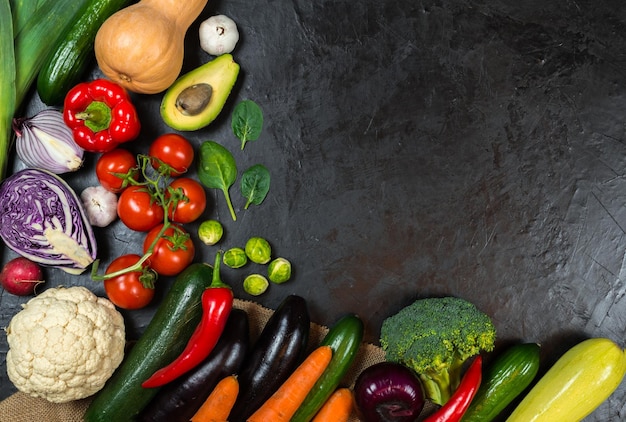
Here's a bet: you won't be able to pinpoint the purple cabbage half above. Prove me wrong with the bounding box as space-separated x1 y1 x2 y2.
0 168 97 274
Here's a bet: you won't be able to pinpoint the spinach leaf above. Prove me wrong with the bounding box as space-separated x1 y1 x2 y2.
241 164 270 209
197 141 238 221
231 99 263 150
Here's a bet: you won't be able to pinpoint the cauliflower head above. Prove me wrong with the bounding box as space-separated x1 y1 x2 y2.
5 286 125 403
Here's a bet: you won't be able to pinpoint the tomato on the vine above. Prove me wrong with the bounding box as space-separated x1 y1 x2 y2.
96 148 138 193
104 254 155 309
167 177 207 223
149 133 195 176
143 224 195 276
117 185 164 232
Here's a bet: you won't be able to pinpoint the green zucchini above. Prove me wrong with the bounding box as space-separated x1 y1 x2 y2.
506 337 626 422
36 0 132 105
291 313 364 422
84 263 214 422
461 343 540 422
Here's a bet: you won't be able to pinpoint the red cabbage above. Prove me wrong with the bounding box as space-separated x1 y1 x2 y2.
0 168 97 274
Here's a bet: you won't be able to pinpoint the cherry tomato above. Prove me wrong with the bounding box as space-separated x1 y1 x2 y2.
95 148 138 193
104 254 155 309
143 224 195 276
117 185 164 232
167 177 207 223
149 133 195 176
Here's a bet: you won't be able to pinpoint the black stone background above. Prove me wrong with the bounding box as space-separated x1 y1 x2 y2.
2 0 626 420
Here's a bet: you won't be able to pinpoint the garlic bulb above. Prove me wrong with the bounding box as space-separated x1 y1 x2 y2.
80 186 118 228
199 15 240 56
13 109 84 173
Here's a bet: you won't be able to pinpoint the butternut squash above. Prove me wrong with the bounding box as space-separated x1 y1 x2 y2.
94 0 208 94
506 337 626 422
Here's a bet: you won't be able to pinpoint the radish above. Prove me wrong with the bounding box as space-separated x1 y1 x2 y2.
0 257 44 296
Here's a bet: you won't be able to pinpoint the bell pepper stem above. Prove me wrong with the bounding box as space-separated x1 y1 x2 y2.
74 100 112 133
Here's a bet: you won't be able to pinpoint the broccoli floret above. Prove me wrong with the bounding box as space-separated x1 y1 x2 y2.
380 296 496 406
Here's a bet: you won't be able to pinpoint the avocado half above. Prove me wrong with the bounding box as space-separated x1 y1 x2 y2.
160 54 240 131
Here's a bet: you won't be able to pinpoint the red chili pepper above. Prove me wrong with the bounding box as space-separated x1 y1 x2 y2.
423 355 483 422
63 78 141 153
141 252 233 389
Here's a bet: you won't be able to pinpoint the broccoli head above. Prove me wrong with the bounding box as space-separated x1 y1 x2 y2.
380 296 496 406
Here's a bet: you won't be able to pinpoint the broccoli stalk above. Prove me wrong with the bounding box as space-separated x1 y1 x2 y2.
416 353 466 405
380 296 496 406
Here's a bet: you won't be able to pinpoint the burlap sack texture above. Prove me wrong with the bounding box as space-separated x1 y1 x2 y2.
0 298 437 421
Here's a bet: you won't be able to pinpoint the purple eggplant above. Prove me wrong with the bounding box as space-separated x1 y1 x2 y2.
354 361 425 422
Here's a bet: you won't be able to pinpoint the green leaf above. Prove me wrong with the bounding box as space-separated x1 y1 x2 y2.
197 141 238 221
231 99 263 150
241 164 270 209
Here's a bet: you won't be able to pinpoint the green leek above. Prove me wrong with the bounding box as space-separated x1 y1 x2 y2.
0 0 16 180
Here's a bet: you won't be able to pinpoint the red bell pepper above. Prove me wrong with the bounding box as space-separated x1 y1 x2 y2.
424 355 483 422
141 252 233 388
63 78 141 153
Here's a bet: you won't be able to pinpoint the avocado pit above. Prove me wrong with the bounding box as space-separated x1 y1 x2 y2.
175 83 213 116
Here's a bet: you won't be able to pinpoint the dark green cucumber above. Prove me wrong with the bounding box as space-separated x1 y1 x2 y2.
36 0 131 105
84 263 215 422
292 313 364 422
461 342 541 422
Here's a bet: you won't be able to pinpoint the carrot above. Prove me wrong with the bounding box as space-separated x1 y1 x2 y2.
191 374 239 422
311 387 354 422
247 345 333 422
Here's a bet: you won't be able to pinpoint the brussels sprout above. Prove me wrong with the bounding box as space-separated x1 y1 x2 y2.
244 236 272 264
223 247 248 268
267 257 291 284
198 220 224 245
243 274 269 296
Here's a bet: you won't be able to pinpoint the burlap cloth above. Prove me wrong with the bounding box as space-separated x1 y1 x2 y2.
0 298 437 421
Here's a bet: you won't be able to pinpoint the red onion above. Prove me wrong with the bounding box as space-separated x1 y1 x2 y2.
354 362 425 422
12 108 84 174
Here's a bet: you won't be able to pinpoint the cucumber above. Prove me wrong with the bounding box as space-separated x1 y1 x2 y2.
291 313 364 422
84 263 215 422
36 0 131 105
461 343 540 422
506 337 626 422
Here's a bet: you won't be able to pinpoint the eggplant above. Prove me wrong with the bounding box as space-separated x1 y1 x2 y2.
228 294 310 422
354 362 425 422
137 308 250 422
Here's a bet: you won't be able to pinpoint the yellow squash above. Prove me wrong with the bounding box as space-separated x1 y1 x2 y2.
94 0 208 94
506 337 626 422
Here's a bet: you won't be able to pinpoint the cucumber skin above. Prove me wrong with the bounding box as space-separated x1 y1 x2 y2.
291 313 364 422
461 343 541 422
36 0 131 105
84 263 215 422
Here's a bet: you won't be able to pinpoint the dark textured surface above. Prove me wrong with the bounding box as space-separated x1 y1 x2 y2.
2 0 626 419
